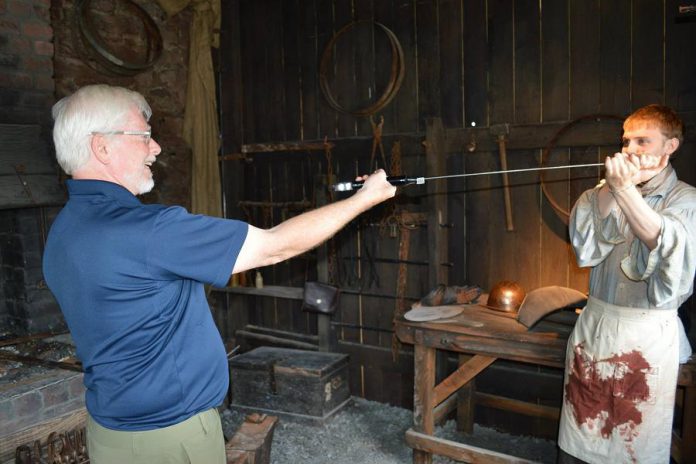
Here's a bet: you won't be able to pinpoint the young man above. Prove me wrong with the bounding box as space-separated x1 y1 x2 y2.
43 84 396 463
559 104 695 463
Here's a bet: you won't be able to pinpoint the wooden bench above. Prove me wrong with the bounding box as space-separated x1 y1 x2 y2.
395 304 696 464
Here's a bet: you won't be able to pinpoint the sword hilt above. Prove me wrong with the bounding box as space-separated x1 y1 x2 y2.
332 175 425 192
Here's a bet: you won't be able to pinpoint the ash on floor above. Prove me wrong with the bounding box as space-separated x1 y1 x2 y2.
221 397 558 463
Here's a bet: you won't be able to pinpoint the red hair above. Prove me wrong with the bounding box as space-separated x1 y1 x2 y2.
624 104 683 144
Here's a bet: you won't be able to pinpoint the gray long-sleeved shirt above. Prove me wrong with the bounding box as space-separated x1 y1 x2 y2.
569 164 696 310
570 164 696 362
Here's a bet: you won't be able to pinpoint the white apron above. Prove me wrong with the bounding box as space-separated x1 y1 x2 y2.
558 297 680 464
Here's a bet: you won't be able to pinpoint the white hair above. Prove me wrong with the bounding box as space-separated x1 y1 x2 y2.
52 85 152 174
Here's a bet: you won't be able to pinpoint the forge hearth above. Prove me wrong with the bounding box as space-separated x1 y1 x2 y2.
1 124 66 336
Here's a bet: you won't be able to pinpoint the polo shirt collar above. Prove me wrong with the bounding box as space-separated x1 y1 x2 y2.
66 179 142 206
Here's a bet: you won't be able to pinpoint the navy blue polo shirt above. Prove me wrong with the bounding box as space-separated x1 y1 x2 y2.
43 180 248 431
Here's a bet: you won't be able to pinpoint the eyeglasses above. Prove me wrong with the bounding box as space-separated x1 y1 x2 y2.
91 130 152 144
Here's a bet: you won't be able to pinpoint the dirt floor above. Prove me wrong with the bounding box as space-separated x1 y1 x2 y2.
221 397 557 463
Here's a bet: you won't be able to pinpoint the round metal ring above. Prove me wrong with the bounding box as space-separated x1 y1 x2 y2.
540 114 624 223
74 0 163 76
319 20 405 117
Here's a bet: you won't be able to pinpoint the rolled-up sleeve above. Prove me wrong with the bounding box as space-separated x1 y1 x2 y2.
570 185 625 268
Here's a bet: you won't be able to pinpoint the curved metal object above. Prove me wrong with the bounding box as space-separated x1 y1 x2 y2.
485 280 526 314
74 0 163 76
540 114 624 223
319 20 405 117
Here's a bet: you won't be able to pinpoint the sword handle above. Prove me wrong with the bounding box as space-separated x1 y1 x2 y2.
332 175 424 192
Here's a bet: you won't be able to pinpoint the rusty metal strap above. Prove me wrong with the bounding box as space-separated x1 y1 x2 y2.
319 20 405 117
539 113 623 222
74 0 162 76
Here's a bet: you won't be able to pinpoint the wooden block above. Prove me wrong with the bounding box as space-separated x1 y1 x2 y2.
226 448 250 464
225 413 278 464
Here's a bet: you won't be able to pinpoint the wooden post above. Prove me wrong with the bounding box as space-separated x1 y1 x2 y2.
413 340 436 464
425 118 450 395
456 354 475 433
681 384 696 464
218 0 246 346
425 118 448 289
314 174 337 352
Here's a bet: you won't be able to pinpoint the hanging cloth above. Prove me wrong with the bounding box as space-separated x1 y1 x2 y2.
156 0 222 217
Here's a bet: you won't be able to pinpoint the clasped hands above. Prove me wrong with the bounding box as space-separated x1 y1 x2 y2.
604 151 669 193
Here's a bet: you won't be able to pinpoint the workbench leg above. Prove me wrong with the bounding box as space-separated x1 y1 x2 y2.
683 385 696 464
456 354 475 433
413 344 436 464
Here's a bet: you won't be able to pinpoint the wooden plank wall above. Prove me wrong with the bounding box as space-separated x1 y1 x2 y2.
218 0 696 422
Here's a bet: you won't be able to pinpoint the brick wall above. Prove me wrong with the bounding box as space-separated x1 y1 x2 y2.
0 207 64 334
0 0 195 334
51 0 193 208
0 0 54 127
0 0 193 205
0 370 85 438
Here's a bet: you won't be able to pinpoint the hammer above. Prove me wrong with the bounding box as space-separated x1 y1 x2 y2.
490 123 514 231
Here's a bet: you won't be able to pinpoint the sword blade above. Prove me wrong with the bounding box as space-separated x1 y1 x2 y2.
424 162 604 182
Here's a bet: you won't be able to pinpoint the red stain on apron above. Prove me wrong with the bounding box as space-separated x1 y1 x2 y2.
565 343 652 460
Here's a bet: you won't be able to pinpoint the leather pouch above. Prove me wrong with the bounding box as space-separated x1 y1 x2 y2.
302 281 340 315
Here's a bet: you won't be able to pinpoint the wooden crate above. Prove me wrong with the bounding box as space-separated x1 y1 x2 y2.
229 347 350 424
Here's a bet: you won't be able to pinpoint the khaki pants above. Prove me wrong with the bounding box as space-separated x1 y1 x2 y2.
87 408 226 464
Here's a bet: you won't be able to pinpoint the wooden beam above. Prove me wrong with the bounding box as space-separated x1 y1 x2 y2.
679 383 696 464
315 174 335 352
213 285 304 300
443 118 623 153
475 392 560 421
671 431 682 464
235 329 317 351
457 354 475 433
433 392 458 425
241 142 334 153
405 428 538 464
678 358 696 386
433 354 495 406
425 118 448 288
413 342 436 464
0 174 65 208
0 124 65 208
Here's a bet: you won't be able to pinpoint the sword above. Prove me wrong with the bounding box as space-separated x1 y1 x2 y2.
332 163 604 191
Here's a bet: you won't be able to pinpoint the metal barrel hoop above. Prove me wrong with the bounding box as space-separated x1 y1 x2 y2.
74 0 163 76
319 20 405 117
540 113 624 223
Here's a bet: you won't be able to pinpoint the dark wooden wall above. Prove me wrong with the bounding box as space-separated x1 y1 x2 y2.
216 0 696 435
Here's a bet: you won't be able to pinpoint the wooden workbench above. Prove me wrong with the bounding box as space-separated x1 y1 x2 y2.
394 304 696 464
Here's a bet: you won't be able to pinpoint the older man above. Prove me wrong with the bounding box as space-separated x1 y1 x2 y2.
559 104 695 463
43 84 395 463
